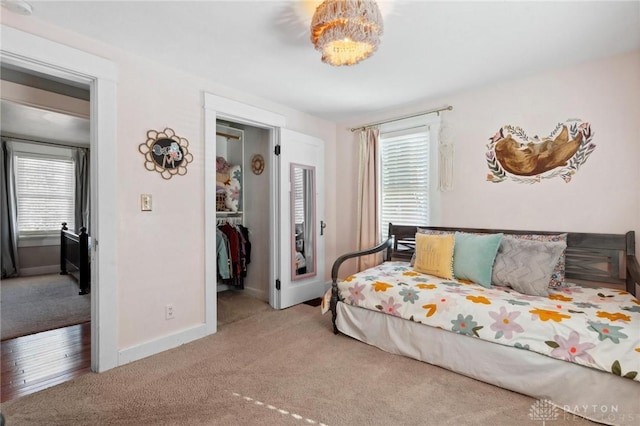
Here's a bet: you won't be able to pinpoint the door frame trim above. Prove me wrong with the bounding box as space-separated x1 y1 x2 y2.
1 25 119 372
203 93 285 332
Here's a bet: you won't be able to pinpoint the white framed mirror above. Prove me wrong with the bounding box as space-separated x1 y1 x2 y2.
291 163 316 280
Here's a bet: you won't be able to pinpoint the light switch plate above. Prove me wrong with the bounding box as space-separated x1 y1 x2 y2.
141 194 152 211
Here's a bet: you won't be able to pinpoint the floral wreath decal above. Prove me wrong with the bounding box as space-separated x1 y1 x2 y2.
139 128 193 180
486 119 595 184
251 154 265 175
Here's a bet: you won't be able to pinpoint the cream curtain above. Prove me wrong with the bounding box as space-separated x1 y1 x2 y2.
356 128 380 271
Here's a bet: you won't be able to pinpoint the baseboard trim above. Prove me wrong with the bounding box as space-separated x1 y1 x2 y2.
117 323 210 366
242 286 268 301
217 283 232 292
19 265 59 276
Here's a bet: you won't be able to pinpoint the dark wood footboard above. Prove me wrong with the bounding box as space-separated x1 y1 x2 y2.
330 238 393 334
60 222 90 295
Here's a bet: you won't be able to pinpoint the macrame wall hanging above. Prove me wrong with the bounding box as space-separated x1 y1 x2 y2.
438 122 454 191
486 119 595 184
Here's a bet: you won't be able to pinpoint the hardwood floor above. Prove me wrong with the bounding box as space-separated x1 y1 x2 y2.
1 322 91 402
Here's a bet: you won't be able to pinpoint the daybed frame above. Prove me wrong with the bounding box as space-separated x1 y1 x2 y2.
330 224 640 425
60 222 90 295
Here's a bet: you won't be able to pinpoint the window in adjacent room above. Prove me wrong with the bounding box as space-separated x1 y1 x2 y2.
378 115 438 239
15 152 75 237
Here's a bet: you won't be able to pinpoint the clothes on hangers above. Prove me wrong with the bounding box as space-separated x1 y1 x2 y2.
216 229 231 280
239 225 251 265
217 222 251 288
217 216 243 226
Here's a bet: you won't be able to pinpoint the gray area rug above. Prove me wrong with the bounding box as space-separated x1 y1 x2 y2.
1 273 90 341
2 297 595 425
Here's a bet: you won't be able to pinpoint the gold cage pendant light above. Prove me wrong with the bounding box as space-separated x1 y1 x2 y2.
310 0 384 66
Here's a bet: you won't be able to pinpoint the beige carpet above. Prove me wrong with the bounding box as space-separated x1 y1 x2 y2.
1 297 595 426
1 274 90 341
217 290 272 327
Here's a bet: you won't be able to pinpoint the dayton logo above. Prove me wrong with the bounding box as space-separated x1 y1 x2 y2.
529 399 559 425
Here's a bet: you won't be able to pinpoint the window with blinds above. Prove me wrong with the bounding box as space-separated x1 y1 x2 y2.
379 126 430 239
15 154 75 236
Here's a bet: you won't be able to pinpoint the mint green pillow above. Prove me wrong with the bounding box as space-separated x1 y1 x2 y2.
453 232 503 288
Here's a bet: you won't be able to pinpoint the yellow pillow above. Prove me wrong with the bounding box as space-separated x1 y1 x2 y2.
413 233 455 279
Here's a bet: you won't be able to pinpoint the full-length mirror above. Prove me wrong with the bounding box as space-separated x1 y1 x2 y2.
291 163 316 280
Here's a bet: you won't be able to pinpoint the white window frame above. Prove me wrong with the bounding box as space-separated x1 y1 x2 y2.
12 141 75 247
377 114 442 240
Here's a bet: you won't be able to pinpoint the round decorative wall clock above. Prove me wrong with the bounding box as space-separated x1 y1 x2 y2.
251 154 265 175
139 127 193 180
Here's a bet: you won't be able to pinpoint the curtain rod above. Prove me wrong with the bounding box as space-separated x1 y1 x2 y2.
350 105 453 132
1 135 89 150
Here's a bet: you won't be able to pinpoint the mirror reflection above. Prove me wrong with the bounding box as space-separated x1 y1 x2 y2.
291 163 316 280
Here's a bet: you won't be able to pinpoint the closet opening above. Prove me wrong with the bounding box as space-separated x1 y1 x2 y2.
205 92 326 330
214 120 273 327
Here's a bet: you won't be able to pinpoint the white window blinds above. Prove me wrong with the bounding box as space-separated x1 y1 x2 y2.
15 154 75 235
379 127 430 238
293 166 304 224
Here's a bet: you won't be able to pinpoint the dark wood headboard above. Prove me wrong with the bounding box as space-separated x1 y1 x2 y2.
386 223 639 296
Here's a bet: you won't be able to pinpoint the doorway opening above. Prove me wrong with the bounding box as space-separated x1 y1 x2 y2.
0 64 93 401
2 25 119 376
204 93 284 334
214 119 273 327
204 92 327 334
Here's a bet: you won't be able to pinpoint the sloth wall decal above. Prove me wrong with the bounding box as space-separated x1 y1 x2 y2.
486 120 595 184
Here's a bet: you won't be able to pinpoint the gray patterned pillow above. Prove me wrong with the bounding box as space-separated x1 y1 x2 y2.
509 233 568 288
492 237 567 297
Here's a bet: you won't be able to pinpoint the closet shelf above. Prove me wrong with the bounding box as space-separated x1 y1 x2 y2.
216 211 243 216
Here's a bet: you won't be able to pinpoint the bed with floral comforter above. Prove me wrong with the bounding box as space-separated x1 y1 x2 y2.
337 260 640 382
329 225 640 424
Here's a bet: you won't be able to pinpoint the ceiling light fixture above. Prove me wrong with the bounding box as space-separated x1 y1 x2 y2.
1 0 33 15
310 0 384 66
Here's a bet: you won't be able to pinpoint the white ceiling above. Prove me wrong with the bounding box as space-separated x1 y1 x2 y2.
1 100 90 145
15 1 640 123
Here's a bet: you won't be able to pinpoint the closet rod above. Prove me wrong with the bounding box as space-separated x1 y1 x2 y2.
216 131 241 140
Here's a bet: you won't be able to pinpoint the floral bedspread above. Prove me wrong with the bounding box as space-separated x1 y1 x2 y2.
337 261 640 382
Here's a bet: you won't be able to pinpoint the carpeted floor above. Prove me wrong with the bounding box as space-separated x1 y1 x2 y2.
1 298 596 426
1 274 90 341
217 290 272 327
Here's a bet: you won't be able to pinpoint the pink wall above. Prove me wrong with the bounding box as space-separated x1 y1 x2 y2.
1 14 338 350
335 50 640 277
3 10 638 351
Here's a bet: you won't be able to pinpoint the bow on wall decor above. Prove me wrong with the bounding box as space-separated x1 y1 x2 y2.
486 119 595 184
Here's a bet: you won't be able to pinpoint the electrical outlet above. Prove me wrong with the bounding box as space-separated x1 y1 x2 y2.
165 304 174 320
